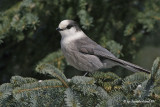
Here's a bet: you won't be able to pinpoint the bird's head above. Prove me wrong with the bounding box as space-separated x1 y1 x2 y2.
56 20 82 37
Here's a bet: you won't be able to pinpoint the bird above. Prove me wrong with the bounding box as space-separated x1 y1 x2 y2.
56 20 150 74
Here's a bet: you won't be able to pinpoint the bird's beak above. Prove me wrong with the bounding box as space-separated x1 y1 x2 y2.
56 28 63 31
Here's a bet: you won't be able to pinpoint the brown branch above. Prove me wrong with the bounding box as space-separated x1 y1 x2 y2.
152 16 160 21
15 85 64 94
51 72 69 88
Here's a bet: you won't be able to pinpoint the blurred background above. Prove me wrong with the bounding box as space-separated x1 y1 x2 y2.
0 0 160 84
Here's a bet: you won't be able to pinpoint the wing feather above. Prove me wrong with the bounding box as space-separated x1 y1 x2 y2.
76 37 150 74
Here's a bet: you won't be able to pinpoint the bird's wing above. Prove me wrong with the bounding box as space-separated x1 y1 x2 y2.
76 37 116 57
76 37 126 67
76 37 150 74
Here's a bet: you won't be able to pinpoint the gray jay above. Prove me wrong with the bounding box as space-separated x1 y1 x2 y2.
56 20 150 74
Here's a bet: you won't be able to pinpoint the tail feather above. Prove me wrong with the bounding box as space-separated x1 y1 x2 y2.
99 53 150 74
117 59 150 74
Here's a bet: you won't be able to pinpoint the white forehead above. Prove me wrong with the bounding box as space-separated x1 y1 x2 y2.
58 20 72 29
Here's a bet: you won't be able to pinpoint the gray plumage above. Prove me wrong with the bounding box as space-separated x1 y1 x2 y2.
57 20 150 74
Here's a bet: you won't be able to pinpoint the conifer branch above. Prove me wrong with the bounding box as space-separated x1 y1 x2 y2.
36 63 69 88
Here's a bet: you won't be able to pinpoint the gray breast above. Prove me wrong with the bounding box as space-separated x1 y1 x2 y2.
61 41 103 72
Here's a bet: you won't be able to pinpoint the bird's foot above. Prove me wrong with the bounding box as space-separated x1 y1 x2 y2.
83 72 88 76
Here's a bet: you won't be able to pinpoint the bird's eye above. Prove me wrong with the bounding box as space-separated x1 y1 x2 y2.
66 25 73 29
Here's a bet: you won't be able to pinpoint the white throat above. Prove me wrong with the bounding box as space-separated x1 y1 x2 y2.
60 29 86 44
